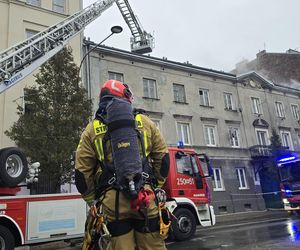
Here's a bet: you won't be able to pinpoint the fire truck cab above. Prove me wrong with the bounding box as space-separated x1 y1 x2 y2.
277 154 300 214
164 147 215 241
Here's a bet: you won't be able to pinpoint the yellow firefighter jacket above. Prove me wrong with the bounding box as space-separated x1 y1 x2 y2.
75 114 168 206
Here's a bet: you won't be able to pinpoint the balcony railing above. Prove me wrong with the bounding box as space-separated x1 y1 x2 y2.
249 145 289 158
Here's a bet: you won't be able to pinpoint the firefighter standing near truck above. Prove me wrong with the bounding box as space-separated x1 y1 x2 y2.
75 80 170 250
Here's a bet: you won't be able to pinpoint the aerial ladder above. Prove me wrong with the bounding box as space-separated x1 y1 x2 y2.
0 0 154 94
115 0 154 54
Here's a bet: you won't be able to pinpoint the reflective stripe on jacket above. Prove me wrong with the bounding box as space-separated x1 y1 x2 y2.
75 114 168 205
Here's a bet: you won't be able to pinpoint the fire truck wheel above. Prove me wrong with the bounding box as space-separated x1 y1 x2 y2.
172 208 196 241
0 225 15 250
0 147 28 187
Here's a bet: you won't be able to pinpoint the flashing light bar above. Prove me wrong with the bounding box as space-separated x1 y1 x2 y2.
281 189 292 194
277 155 297 163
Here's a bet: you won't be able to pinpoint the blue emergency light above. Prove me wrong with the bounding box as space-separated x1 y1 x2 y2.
281 188 292 196
177 141 184 148
277 155 297 163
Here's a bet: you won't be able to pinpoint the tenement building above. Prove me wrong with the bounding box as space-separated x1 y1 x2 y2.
83 41 300 214
0 0 82 148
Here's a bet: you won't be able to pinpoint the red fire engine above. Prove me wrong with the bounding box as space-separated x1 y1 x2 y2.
277 154 300 214
0 146 215 248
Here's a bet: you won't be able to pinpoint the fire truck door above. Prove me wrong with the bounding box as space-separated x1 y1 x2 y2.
174 152 205 202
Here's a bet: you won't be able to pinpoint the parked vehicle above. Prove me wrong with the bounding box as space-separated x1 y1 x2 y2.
277 154 300 215
0 145 215 248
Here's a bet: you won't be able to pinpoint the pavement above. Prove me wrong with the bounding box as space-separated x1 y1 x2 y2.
16 209 292 249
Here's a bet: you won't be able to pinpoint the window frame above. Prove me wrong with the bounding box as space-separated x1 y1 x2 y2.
236 167 248 190
251 97 262 115
204 125 217 146
26 0 41 7
255 128 270 146
143 78 158 99
53 0 65 13
176 121 191 145
280 130 294 150
275 101 285 118
228 126 240 148
199 89 210 106
173 83 186 103
224 92 235 110
212 167 225 191
108 71 124 82
291 104 300 120
25 29 38 39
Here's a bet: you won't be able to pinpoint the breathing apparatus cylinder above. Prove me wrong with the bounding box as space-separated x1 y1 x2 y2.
106 97 143 199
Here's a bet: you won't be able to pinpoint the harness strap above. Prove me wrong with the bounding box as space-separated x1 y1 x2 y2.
108 119 135 133
115 189 120 221
132 217 160 233
106 218 132 237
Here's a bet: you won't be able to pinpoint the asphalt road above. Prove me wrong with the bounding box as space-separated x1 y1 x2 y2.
22 211 300 250
167 218 300 250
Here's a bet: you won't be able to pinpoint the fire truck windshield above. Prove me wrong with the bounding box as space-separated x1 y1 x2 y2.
279 161 300 182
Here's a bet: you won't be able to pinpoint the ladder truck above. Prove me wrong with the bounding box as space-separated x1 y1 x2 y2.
0 0 154 94
0 0 154 190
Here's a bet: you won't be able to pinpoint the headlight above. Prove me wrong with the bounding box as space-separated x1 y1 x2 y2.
283 198 289 204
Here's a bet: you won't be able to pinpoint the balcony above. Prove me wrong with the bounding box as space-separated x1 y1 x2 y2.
249 145 289 159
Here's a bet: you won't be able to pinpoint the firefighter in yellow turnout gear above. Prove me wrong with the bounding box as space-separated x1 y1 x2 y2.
75 80 170 250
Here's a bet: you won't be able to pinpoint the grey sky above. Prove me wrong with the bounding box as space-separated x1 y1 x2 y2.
83 0 300 72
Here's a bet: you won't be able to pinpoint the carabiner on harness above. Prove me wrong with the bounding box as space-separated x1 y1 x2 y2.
90 203 112 250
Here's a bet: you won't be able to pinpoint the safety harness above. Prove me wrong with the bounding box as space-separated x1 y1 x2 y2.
84 102 171 249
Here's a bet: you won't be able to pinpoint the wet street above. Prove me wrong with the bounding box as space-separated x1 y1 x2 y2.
53 217 300 250
166 217 300 250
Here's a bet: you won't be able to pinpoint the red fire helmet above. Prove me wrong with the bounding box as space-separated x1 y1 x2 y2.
100 79 133 103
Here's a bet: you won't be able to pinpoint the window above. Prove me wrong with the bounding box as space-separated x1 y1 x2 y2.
204 125 216 146
53 0 65 13
25 29 38 39
224 93 235 110
280 131 293 150
176 122 191 145
143 78 157 99
229 127 240 147
253 168 260 186
275 101 285 118
251 97 262 114
176 154 199 177
199 89 210 106
236 168 248 189
256 129 269 146
173 84 186 103
291 104 299 120
108 71 124 82
26 0 41 6
212 168 225 191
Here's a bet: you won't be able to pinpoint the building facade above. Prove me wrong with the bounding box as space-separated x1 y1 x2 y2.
83 42 300 214
0 0 82 148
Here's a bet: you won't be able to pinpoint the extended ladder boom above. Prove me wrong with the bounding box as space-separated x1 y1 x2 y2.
0 0 115 93
116 0 154 54
0 0 155 94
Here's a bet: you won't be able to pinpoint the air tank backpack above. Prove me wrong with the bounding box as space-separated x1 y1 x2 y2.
95 97 154 200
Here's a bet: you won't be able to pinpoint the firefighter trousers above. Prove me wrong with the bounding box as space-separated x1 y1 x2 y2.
83 185 167 250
